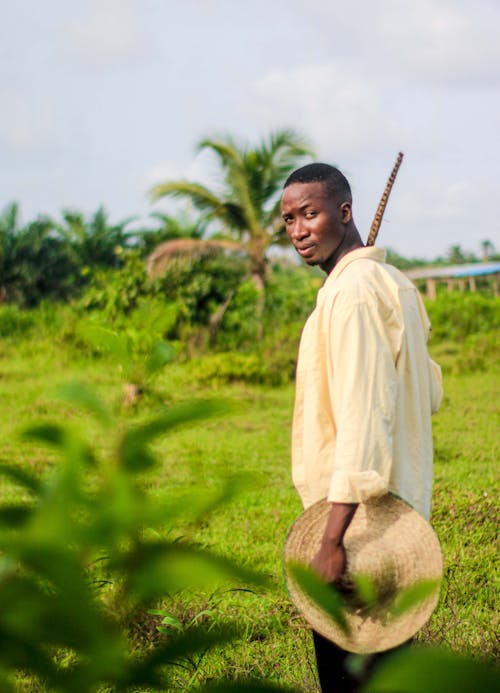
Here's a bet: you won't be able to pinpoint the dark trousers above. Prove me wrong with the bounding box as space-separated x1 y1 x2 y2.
312 631 411 693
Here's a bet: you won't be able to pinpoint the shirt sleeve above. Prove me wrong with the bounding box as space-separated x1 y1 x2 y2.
326 299 397 504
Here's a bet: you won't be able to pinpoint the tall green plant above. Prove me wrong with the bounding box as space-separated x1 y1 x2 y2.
0 384 271 691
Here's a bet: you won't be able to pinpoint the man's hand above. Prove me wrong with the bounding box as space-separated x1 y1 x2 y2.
311 539 347 585
311 502 358 586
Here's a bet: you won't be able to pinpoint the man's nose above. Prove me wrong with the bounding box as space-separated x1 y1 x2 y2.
290 219 309 240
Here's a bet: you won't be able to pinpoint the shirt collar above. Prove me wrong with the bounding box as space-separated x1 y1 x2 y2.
324 246 386 286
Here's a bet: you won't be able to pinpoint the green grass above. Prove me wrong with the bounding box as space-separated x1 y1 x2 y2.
0 331 498 690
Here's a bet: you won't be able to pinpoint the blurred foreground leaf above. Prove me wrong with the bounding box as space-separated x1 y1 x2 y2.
0 464 41 495
286 562 348 633
121 542 268 598
0 385 269 691
119 399 230 472
364 646 500 693
146 339 176 374
389 580 441 619
54 381 114 427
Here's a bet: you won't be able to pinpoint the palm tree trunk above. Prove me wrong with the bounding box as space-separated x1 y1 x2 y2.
249 250 267 340
209 289 235 345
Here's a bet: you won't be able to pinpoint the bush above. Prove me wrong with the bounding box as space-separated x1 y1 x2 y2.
0 305 35 337
186 320 303 387
187 352 267 386
426 292 500 342
264 263 319 329
156 253 250 328
216 279 261 351
454 331 499 374
78 251 150 320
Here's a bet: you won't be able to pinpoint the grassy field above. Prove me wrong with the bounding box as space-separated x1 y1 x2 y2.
0 330 498 690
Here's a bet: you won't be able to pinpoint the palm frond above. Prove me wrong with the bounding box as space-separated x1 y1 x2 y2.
151 181 224 211
197 137 244 172
146 238 246 278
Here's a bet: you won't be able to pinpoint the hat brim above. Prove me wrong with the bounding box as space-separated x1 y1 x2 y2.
284 494 442 653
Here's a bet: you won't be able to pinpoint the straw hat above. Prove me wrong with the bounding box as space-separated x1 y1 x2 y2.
284 494 442 653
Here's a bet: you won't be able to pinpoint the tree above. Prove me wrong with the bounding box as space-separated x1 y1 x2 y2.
150 130 312 291
0 202 80 306
481 239 495 261
446 244 476 265
58 206 135 270
137 208 211 257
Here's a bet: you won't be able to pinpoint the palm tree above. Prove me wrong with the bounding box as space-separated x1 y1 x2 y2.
150 130 312 291
0 202 81 305
138 208 212 257
58 206 135 269
481 239 495 262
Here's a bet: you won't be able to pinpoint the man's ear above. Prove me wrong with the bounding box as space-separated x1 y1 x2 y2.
339 202 352 223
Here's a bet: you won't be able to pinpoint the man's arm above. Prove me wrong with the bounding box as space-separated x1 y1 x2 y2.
312 299 397 584
311 502 358 585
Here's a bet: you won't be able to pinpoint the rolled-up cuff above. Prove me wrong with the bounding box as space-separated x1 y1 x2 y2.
327 469 388 504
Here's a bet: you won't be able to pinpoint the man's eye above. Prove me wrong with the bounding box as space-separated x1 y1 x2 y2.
305 211 317 218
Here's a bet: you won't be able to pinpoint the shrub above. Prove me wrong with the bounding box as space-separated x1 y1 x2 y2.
454 331 499 374
426 292 500 342
0 305 35 337
187 352 266 386
78 251 150 320
216 279 261 351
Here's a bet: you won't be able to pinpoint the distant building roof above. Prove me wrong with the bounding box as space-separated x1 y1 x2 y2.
406 262 500 280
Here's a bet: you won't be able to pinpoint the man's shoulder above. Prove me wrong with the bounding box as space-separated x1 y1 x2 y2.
336 254 413 291
320 255 416 314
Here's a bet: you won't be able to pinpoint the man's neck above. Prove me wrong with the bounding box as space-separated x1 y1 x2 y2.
321 229 364 275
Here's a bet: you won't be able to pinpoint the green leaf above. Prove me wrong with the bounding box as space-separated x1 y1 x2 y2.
147 609 183 632
76 323 131 361
151 474 259 524
286 562 348 633
145 340 176 375
22 423 94 466
0 464 41 494
53 382 113 427
118 400 230 472
0 670 15 693
0 505 34 527
120 541 268 599
389 580 441 619
22 423 66 446
364 646 500 693
353 573 378 609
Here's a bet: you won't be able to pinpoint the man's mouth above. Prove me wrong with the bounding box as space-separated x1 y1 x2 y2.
296 245 315 257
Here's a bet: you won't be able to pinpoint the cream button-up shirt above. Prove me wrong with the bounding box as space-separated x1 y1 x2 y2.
292 247 443 519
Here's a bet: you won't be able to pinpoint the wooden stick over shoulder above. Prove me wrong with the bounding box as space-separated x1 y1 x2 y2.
366 152 404 247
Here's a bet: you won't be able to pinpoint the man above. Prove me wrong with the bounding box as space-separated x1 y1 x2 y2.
281 163 443 691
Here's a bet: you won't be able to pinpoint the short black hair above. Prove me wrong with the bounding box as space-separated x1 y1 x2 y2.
284 163 352 202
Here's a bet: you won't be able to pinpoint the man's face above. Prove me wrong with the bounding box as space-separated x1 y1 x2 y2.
281 181 350 272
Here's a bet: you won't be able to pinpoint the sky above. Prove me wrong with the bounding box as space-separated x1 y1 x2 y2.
2 0 499 259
